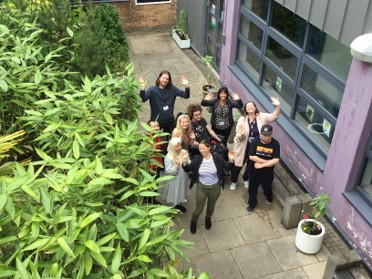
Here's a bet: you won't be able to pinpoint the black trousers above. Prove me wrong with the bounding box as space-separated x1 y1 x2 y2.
248 173 273 207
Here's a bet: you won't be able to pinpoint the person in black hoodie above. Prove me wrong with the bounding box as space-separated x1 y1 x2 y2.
182 139 227 234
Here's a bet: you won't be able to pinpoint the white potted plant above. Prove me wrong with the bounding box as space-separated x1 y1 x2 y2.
295 193 331 254
172 10 190 49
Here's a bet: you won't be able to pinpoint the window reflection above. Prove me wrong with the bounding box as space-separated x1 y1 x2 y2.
301 65 342 118
294 96 333 152
240 17 263 51
266 37 298 80
237 43 260 81
242 0 270 21
307 26 352 81
271 1 306 48
262 64 295 115
360 158 372 197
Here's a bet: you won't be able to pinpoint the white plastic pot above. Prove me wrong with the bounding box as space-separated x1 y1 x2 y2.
295 218 325 254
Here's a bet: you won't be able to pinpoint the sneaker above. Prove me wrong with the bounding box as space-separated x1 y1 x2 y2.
266 197 273 205
243 180 249 189
229 182 237 191
247 206 254 213
175 204 187 213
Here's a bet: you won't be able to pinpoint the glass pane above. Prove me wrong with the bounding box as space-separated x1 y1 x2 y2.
218 22 224 45
209 14 218 37
271 1 306 48
307 26 352 81
262 64 295 115
360 158 372 197
242 0 270 21
240 16 263 51
207 37 216 57
294 96 334 153
301 65 342 118
266 37 298 79
237 42 261 82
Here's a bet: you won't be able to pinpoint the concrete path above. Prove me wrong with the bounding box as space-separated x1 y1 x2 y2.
127 31 369 279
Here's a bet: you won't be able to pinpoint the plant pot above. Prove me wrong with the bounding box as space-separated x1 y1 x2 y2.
202 84 217 113
295 218 325 254
172 30 190 49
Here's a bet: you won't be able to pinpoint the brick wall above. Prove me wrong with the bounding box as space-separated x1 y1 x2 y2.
110 0 176 31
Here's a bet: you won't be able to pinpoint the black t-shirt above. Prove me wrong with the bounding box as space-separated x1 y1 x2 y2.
248 137 280 177
191 117 210 142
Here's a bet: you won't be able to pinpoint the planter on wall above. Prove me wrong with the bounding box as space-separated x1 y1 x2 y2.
295 218 325 254
172 30 190 49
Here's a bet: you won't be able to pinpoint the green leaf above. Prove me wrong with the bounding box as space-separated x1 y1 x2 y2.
80 212 102 229
84 240 100 254
16 258 31 279
66 27 73 37
84 253 93 275
138 228 150 251
149 206 173 215
116 223 129 242
111 243 121 273
137 254 152 263
22 238 49 251
73 139 80 159
34 69 41 85
0 194 7 211
91 252 107 268
0 236 17 246
57 237 75 258
0 79 8 92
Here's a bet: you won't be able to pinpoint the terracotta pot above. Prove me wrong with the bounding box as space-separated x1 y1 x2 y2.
295 218 325 254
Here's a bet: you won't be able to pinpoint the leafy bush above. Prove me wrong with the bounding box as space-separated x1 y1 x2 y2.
0 5 207 278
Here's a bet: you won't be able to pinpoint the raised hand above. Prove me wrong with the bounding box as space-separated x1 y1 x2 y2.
231 92 240 100
180 75 189 87
138 76 146 90
204 92 215 100
271 96 280 106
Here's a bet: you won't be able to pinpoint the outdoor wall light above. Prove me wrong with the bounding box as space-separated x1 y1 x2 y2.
350 33 372 63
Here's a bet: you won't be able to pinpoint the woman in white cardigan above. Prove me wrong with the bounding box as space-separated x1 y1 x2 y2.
229 97 280 190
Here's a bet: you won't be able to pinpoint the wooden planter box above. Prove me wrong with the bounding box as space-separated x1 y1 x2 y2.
172 30 190 49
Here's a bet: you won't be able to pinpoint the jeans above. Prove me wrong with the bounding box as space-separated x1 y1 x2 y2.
191 182 221 222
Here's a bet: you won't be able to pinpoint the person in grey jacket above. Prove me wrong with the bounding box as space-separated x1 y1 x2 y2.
182 139 227 234
139 70 190 136
201 86 243 146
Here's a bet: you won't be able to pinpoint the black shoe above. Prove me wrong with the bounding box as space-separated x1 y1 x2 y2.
190 221 197 234
247 205 254 213
175 204 187 213
205 217 212 230
266 197 273 205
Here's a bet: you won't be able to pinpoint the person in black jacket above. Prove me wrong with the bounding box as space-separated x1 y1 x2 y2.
182 139 227 234
201 86 243 146
138 70 190 137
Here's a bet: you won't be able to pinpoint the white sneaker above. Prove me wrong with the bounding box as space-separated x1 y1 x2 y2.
243 180 249 189
230 182 237 191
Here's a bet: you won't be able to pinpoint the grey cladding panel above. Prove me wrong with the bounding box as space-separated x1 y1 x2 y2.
308 0 328 30
296 0 311 20
283 0 297 12
339 0 369 45
363 1 372 34
323 0 347 40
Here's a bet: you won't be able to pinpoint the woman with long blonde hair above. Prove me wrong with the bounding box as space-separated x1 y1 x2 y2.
172 114 196 152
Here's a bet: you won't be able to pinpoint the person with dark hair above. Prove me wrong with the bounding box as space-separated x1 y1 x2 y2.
229 97 280 191
201 87 243 146
182 139 227 234
247 124 280 212
138 70 190 136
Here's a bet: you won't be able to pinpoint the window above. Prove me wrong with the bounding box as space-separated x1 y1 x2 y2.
359 137 372 200
236 0 352 157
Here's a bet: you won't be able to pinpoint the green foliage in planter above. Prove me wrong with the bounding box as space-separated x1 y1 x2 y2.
173 9 189 40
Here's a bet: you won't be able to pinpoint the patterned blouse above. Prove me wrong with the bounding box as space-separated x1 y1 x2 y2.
214 104 230 130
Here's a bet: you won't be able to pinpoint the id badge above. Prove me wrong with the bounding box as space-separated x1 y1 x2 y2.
163 105 169 111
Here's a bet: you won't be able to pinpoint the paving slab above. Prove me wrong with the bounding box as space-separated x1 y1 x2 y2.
231 242 282 278
191 250 244 279
302 261 327 279
263 267 308 279
267 235 320 271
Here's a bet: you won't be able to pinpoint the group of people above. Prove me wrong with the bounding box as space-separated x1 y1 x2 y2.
139 70 281 234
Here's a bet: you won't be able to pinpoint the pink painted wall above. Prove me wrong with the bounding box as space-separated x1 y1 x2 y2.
220 0 372 266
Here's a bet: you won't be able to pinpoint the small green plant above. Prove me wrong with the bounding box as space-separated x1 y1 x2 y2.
173 9 189 40
202 55 214 86
301 193 330 235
